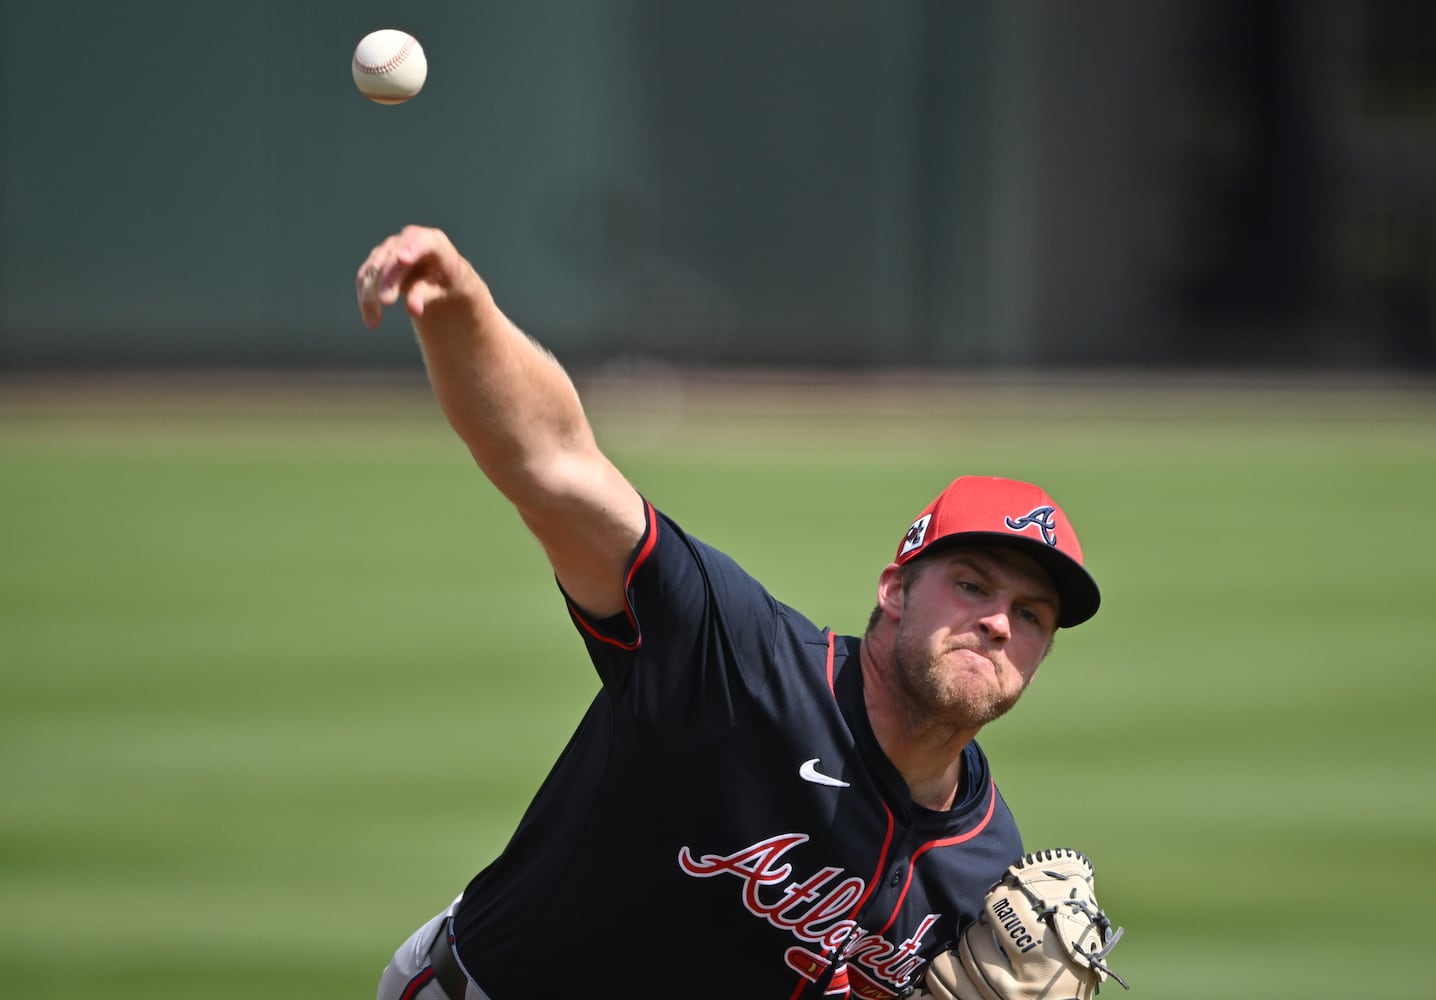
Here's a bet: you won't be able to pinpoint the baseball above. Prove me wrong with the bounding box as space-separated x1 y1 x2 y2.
352 29 427 105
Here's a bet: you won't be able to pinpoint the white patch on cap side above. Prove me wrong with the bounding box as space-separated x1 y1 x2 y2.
899 514 932 557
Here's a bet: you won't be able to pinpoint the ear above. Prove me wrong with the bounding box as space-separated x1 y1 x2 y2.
876 562 907 624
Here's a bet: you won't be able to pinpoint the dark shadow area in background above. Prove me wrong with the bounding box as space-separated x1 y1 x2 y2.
1153 0 1436 370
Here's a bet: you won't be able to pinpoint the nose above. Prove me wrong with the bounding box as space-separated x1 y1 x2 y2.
977 605 1012 642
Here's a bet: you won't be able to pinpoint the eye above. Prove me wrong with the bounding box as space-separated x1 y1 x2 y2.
1016 606 1052 630
957 579 986 596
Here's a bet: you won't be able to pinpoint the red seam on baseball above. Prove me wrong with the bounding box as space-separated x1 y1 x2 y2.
354 36 415 76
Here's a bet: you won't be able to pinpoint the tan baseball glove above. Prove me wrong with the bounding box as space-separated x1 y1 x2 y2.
916 848 1128 1000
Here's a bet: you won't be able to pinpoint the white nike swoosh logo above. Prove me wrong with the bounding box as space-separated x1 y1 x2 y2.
799 758 851 788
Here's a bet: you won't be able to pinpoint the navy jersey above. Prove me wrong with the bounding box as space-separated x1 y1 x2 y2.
451 502 1022 1000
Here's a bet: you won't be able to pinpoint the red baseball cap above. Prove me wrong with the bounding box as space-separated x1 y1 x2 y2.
894 475 1100 627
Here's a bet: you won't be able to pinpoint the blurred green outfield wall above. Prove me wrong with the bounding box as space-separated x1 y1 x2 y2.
0 0 987 368
2 1 1434 370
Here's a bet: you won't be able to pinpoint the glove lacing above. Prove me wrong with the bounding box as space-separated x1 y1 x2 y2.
1015 877 1130 991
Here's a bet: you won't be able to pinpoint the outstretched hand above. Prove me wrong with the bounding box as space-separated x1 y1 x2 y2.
355 225 487 331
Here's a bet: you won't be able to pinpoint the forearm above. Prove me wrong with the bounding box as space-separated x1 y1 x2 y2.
357 225 644 616
413 288 598 508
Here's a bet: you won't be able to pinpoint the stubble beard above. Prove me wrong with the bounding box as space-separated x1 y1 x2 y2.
891 627 1024 732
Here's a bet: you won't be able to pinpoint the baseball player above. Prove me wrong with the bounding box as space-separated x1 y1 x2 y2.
358 226 1107 1000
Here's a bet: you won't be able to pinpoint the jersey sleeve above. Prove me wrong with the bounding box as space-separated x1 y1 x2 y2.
563 499 788 739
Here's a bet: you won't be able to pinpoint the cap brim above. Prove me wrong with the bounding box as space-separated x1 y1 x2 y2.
921 532 1101 628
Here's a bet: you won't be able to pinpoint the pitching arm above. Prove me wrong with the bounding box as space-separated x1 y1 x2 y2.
356 225 645 619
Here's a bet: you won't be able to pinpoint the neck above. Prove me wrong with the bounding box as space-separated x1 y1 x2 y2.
858 635 980 812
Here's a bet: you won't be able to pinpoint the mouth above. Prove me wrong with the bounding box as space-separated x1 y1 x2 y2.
947 644 999 673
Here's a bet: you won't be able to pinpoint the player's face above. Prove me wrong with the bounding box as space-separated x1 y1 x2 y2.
889 545 1059 729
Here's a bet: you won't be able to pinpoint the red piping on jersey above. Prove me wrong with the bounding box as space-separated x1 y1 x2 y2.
853 801 897 922
824 629 836 695
784 801 896 1000
785 631 850 1000
874 777 999 936
399 967 434 1000
568 499 659 651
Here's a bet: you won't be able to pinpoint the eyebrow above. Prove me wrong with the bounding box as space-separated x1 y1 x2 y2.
948 553 1060 611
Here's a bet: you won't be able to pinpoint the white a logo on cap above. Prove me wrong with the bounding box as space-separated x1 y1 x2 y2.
900 514 932 557
1004 506 1058 546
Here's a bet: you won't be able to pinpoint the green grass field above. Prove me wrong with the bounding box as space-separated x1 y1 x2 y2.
2 371 1433 998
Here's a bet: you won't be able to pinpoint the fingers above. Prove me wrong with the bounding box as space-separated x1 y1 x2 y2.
355 239 401 330
355 226 453 329
355 258 386 329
